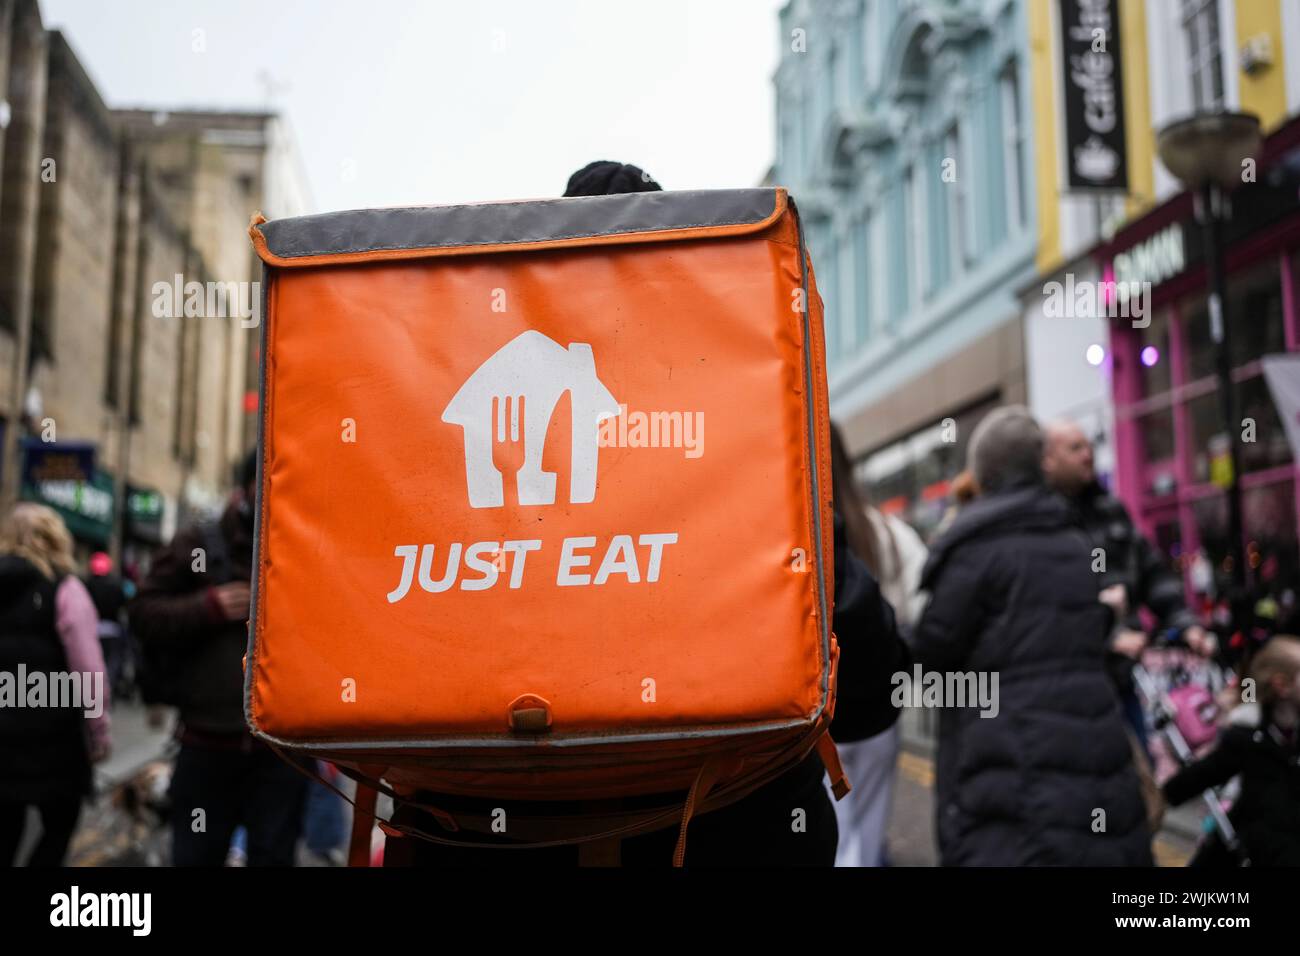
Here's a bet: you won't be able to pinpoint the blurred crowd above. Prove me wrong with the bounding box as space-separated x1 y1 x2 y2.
1 451 350 868
4 408 1294 868
1 160 1296 869
831 407 1299 868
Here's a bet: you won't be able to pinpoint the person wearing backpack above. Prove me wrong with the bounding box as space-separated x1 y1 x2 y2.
130 452 306 866
383 499 907 866
377 162 910 866
0 504 110 866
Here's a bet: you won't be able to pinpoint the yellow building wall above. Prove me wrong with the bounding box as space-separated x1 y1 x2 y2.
1234 0 1288 131
1028 0 1157 271
1028 0 1060 273
1120 0 1154 217
1028 0 1293 277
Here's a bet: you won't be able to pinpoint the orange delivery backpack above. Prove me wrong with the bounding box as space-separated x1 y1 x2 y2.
245 187 846 865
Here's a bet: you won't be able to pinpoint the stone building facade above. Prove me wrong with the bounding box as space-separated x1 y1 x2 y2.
0 0 310 564
772 0 1034 532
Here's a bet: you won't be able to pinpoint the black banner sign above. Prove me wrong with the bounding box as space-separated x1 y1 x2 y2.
1059 0 1129 191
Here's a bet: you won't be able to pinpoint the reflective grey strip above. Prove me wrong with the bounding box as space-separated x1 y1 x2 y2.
249 717 813 752
789 197 833 721
257 188 779 259
243 264 270 733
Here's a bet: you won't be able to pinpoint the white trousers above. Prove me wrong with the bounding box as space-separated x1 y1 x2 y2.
826 724 900 867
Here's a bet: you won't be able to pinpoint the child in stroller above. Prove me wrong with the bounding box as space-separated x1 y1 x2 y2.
1155 636 1300 867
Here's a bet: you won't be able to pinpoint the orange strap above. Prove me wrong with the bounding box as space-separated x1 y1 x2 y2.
672 760 727 867
816 732 851 801
270 739 823 863
349 782 378 867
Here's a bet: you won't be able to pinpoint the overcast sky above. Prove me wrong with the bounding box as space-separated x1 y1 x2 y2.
39 0 787 213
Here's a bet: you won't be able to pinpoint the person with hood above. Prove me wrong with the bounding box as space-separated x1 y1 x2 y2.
130 451 306 866
382 161 910 866
911 406 1153 866
0 503 110 866
826 423 927 866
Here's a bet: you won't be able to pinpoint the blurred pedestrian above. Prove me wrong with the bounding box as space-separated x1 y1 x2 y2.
826 423 926 867
0 503 111 866
130 451 306 866
1162 635 1300 866
1042 419 1214 753
933 469 979 539
301 761 348 866
912 407 1152 865
83 551 130 699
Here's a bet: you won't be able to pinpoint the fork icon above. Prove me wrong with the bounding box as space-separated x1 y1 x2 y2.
443 332 617 508
491 395 527 507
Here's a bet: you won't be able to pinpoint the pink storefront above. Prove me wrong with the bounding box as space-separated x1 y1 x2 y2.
1097 116 1300 616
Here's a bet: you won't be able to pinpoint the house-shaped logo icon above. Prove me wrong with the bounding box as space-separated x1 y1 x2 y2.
442 330 620 508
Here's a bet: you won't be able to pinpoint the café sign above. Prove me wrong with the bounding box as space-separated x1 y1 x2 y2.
1059 0 1128 191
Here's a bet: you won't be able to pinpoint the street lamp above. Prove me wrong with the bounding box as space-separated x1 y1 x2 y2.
1156 110 1262 634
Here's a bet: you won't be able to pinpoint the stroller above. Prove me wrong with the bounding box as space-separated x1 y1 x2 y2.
1131 643 1250 867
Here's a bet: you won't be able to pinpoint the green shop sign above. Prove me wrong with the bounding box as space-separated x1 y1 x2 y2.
20 473 167 545
126 485 165 542
21 472 115 545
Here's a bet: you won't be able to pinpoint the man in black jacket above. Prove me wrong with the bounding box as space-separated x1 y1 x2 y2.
130 452 306 866
1042 420 1214 749
912 407 1152 866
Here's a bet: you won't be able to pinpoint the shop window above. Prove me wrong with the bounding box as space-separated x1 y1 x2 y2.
1245 480 1298 564
1227 271 1285 369
1184 266 1284 382
1180 0 1224 111
1151 513 1183 565
1237 375 1293 473
1139 310 1172 397
871 461 915 515
944 123 972 273
1190 492 1230 583
1138 407 1176 470
1248 480 1300 626
1184 297 1215 382
858 399 998 537
1191 480 1300 607
999 61 1026 232
1188 376 1291 484
904 165 927 307
1187 390 1226 485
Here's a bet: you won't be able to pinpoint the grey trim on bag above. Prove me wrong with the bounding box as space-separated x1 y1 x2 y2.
243 264 270 733
244 194 834 750
256 188 779 259
250 717 817 752
790 196 833 721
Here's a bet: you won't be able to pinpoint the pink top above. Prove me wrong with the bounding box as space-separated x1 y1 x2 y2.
55 575 112 752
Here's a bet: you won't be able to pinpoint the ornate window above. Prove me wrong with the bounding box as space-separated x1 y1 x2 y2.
1181 0 1224 110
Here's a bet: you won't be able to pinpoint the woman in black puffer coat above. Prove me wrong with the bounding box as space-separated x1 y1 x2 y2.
912 407 1152 867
